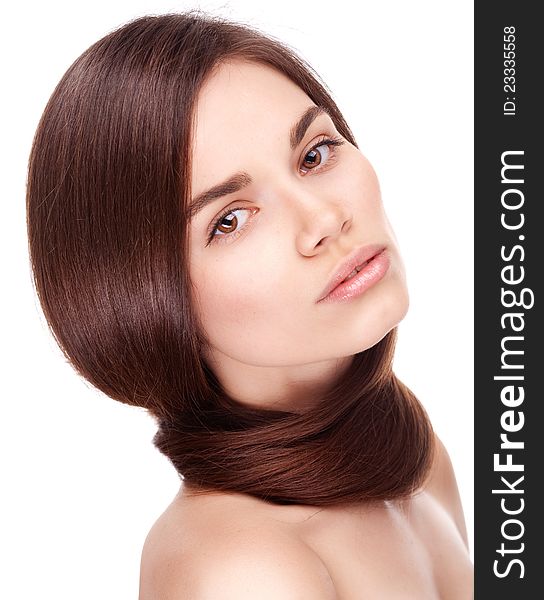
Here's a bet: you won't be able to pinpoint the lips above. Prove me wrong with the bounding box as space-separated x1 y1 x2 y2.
342 260 370 282
317 243 386 302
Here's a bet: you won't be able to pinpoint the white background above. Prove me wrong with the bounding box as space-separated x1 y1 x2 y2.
1 1 473 597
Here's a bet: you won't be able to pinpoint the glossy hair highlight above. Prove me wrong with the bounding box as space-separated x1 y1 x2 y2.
26 11 435 506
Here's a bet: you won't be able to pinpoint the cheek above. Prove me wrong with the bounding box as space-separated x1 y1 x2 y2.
338 151 382 214
190 252 287 346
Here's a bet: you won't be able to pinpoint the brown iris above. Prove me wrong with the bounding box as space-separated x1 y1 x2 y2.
302 148 322 169
217 213 237 234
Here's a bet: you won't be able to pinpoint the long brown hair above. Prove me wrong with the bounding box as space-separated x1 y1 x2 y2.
26 11 435 506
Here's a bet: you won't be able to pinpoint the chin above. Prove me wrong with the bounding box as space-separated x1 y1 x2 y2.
386 279 410 327
354 283 409 352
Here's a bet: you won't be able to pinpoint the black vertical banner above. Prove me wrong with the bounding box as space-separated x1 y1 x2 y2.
475 3 543 597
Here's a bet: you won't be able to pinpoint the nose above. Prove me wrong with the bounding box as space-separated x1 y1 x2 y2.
294 192 353 256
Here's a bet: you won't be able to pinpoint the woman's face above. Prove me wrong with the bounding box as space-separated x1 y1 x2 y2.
188 59 408 368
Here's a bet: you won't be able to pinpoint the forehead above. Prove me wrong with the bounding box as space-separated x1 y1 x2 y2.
191 60 314 192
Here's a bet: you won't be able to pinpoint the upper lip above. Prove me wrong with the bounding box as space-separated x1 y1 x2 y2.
317 243 387 302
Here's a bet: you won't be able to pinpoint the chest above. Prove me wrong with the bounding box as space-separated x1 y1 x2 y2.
297 494 473 599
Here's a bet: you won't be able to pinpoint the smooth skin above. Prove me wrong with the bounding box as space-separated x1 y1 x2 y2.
139 60 473 598
188 59 409 412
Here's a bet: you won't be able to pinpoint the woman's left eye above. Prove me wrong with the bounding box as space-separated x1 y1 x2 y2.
300 135 345 174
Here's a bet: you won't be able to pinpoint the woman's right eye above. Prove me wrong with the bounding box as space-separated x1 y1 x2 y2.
207 206 259 246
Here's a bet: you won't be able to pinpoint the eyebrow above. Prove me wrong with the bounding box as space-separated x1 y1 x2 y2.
187 105 329 219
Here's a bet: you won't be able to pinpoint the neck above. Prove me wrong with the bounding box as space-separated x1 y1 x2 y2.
203 349 354 413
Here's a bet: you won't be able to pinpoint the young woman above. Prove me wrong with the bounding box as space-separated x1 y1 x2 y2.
26 11 473 599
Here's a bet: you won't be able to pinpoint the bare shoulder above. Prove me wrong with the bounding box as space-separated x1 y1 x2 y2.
161 526 337 599
423 433 469 548
139 490 337 600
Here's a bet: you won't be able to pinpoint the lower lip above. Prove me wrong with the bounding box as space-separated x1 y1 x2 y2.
318 249 390 304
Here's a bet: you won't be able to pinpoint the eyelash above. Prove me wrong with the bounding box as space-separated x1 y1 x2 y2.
206 135 346 246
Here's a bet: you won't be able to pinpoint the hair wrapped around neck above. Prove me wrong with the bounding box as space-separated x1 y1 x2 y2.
154 328 436 506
